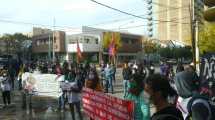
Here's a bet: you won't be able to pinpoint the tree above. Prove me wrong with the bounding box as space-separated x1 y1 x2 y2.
199 22 215 54
0 33 31 57
142 39 158 54
158 47 173 59
158 46 192 60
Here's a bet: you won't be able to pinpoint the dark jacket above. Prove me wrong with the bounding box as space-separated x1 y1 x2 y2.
174 71 199 98
122 67 132 80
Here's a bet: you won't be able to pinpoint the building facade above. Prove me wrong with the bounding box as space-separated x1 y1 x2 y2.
32 27 144 63
66 34 100 62
157 0 204 45
32 27 66 61
82 26 143 64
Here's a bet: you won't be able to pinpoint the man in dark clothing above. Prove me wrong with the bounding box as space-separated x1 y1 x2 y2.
8 65 16 90
145 74 183 120
122 63 132 97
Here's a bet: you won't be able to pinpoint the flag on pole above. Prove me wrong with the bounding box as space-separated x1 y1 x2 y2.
76 40 82 63
108 32 116 57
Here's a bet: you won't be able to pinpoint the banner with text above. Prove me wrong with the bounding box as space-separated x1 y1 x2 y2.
82 88 134 120
200 53 215 98
22 73 64 97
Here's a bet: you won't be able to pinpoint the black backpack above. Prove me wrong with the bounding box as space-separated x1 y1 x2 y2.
187 94 215 120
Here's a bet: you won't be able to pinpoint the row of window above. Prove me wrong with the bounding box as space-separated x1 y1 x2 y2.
35 38 56 46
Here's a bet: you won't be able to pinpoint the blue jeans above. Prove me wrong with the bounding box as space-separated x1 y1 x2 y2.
105 77 113 93
123 80 129 97
69 101 83 120
58 91 66 110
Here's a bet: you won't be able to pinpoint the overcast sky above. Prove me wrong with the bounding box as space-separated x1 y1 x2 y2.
0 0 150 35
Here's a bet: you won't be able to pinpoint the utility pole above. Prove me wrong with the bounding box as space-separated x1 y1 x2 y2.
52 18 55 62
48 34 51 61
189 0 196 70
190 0 200 74
195 21 200 74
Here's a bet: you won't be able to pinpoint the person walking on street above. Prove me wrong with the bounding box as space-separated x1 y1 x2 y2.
145 74 183 120
122 63 132 98
111 64 116 84
8 65 16 90
104 63 114 94
0 71 12 108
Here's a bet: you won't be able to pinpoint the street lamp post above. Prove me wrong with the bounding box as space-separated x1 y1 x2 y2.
52 18 55 62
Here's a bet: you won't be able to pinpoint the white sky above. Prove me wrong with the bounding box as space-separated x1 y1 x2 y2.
0 0 150 35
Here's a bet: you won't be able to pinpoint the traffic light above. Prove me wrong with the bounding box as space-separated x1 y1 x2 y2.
204 0 215 21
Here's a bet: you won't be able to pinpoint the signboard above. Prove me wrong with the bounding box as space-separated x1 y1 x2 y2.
22 73 64 97
82 88 134 120
200 53 215 99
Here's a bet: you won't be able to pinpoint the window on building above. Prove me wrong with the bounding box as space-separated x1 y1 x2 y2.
54 37 56 43
85 38 89 43
36 40 40 46
95 38 98 44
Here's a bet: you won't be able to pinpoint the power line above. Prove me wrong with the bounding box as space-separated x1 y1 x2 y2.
0 19 80 30
88 6 189 27
90 0 189 24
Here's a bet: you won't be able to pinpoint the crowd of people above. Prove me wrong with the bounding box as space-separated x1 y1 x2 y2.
0 58 214 120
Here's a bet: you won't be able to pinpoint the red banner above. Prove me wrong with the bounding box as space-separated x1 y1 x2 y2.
82 88 134 120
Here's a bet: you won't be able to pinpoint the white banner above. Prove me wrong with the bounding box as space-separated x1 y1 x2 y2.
22 73 65 98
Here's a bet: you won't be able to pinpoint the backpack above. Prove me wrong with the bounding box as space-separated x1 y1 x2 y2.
187 94 215 120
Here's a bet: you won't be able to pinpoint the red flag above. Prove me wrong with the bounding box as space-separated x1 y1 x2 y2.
77 40 82 63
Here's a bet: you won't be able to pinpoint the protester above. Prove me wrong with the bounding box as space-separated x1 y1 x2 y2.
18 64 25 90
174 66 213 120
0 71 11 108
125 74 150 120
176 62 184 73
160 61 170 77
100 63 106 87
148 62 155 75
104 63 114 93
68 67 83 120
85 68 103 91
111 64 116 83
145 74 183 120
8 65 16 90
58 76 67 112
122 63 132 98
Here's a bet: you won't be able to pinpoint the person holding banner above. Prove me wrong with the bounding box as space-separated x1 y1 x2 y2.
68 67 83 120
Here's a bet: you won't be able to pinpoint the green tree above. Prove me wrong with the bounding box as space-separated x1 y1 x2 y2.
158 46 192 60
0 33 31 56
158 47 173 59
142 39 158 54
199 22 215 54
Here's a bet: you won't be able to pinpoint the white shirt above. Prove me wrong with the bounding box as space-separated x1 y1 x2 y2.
0 76 11 91
67 81 81 103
